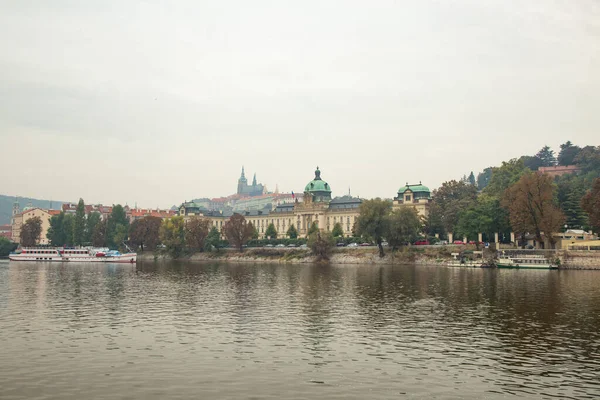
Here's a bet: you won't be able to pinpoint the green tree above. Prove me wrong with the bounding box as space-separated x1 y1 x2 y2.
20 216 42 247
160 216 185 257
286 224 298 239
385 208 422 250
574 145 600 173
185 217 210 252
558 141 581 166
73 198 86 245
431 180 478 235
62 214 75 245
536 145 557 167
307 231 335 261
582 178 600 233
520 155 543 171
477 167 493 190
85 212 101 244
562 191 587 229
467 171 476 186
222 213 253 251
107 205 129 248
129 216 162 251
47 212 67 246
502 172 565 248
265 223 278 239
205 226 221 251
423 202 444 238
331 222 344 237
92 218 107 247
484 158 528 197
355 198 392 257
250 223 259 239
307 221 319 236
0 237 17 257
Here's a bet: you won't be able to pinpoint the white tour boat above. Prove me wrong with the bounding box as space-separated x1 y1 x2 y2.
9 247 137 263
497 254 557 269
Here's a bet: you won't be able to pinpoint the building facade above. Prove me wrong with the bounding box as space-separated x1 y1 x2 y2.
178 167 363 238
11 208 58 245
392 183 432 218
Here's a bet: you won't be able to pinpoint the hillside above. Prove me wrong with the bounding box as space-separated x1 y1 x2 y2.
0 195 67 225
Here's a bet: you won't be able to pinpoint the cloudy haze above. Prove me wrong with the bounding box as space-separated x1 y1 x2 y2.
1 0 599 207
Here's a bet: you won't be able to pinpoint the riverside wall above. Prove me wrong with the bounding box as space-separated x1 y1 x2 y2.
559 250 600 270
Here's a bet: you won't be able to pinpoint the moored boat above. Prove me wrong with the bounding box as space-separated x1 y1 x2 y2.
496 254 557 269
9 247 136 263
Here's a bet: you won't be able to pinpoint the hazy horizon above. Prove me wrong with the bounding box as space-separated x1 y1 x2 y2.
1 0 599 208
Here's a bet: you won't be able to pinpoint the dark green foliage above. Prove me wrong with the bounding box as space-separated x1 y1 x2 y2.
47 212 67 246
355 198 392 257
385 208 422 250
159 216 185 257
558 141 581 166
484 158 528 197
62 214 75 245
106 205 129 249
250 223 259 239
307 231 335 260
205 226 222 251
477 167 493 190
535 145 557 167
0 237 18 257
20 216 42 247
92 218 107 247
85 212 101 244
265 223 278 239
582 178 600 233
520 155 543 171
307 221 319 236
73 198 86 246
286 224 298 239
331 223 344 237
467 171 476 186
431 180 478 234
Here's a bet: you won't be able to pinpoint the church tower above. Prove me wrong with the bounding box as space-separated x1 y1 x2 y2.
237 166 248 194
11 197 20 225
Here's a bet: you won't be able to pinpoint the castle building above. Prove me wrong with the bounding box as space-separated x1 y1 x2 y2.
237 166 265 197
178 167 363 238
392 182 432 218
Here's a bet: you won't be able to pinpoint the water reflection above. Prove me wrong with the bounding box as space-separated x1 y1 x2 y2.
0 261 599 399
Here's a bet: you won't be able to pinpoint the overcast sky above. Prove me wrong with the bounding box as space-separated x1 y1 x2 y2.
1 0 599 208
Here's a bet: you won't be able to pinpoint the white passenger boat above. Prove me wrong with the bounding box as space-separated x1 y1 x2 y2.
9 247 137 263
497 254 557 269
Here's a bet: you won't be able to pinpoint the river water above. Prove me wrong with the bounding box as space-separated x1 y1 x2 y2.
1 260 599 399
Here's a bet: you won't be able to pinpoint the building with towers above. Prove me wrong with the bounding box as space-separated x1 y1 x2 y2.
237 166 265 197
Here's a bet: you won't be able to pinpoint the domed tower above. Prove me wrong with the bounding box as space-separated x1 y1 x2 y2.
304 167 332 203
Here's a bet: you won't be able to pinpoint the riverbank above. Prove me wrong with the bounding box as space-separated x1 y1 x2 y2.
139 246 600 269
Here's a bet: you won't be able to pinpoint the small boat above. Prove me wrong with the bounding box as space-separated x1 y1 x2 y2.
496 254 557 269
9 247 136 263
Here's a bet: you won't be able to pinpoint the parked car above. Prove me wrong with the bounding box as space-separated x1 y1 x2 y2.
414 240 430 245
336 243 346 247
453 240 465 245
381 241 389 247
275 244 286 248
287 244 296 248
347 243 359 248
299 244 308 249
265 244 274 248
360 243 371 246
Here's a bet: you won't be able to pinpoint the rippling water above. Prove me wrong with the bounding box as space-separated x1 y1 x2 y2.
1 260 600 399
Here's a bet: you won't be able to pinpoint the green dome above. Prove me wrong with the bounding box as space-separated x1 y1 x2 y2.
398 183 430 194
304 167 332 193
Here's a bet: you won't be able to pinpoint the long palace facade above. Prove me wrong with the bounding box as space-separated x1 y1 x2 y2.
178 167 432 239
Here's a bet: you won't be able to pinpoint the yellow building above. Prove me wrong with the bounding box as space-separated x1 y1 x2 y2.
178 167 363 238
11 208 55 245
392 183 432 218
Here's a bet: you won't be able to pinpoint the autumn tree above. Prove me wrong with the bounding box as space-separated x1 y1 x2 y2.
160 216 185 257
222 213 254 251
385 208 422 250
582 178 600 233
20 216 43 247
265 223 278 239
73 198 86 246
129 216 162 251
502 172 565 248
355 198 392 257
185 217 210 252
331 223 344 237
286 224 298 239
307 231 335 261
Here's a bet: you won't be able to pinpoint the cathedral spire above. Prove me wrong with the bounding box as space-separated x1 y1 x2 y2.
241 166 246 179
252 173 257 186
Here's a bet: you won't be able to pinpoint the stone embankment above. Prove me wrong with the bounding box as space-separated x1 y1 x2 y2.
559 251 600 270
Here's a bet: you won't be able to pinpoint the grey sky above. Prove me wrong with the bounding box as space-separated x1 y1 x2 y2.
1 0 599 208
